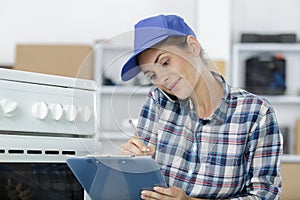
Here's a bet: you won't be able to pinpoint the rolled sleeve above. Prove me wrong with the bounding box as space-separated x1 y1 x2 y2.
232 108 282 200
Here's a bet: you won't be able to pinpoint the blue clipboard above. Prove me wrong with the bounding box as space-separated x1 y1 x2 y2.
66 156 167 200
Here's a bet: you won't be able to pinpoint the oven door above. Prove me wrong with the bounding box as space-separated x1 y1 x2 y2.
0 134 101 200
0 162 90 200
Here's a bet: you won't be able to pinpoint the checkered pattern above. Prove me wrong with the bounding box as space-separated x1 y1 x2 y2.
137 73 282 199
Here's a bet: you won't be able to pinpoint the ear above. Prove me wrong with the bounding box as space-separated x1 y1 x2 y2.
186 35 201 56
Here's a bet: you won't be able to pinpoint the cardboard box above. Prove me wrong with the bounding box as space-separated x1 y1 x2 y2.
207 60 226 78
295 119 300 154
214 60 226 77
14 44 94 80
281 162 300 199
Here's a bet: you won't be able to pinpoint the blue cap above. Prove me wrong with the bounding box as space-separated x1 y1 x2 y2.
121 15 196 81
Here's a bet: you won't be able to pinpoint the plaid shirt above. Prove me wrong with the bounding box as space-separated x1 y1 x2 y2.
137 73 282 199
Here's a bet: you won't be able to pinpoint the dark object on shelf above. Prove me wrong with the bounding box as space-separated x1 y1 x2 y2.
0 65 13 69
245 54 286 95
241 33 297 43
103 76 116 86
280 126 290 154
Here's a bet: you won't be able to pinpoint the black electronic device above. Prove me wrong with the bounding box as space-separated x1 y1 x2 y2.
241 33 297 43
245 54 286 95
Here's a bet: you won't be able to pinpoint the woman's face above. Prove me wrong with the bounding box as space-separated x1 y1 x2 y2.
137 38 201 100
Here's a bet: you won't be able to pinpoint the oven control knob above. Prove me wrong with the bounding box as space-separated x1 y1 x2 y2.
0 99 18 116
64 105 78 122
79 106 91 122
32 101 48 120
49 103 63 120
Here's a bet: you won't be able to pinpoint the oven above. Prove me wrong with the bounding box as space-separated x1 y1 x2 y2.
0 68 101 200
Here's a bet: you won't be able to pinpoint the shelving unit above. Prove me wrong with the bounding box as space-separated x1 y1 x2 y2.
231 43 300 156
232 43 300 95
93 42 152 154
96 85 151 154
281 154 300 163
100 85 152 95
262 95 300 104
94 43 133 85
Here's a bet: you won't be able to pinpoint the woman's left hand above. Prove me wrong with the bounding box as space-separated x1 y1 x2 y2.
141 186 191 200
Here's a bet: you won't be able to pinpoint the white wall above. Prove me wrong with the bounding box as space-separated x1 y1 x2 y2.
196 0 231 61
2 0 299 68
232 0 300 43
0 0 197 65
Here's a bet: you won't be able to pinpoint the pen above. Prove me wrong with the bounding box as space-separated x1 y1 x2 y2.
128 119 150 152
128 119 138 137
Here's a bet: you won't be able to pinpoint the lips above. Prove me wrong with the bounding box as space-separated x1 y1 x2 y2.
169 78 181 91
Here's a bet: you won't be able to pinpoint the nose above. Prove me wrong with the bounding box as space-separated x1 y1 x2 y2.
153 68 169 85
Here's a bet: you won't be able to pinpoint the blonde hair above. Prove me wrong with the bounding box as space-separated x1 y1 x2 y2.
151 36 219 73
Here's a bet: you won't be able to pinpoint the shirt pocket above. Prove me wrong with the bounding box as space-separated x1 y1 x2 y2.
204 153 245 179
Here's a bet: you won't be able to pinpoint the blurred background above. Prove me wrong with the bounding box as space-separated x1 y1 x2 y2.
1 0 300 199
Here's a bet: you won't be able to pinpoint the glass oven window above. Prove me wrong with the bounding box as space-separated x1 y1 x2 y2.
0 163 83 200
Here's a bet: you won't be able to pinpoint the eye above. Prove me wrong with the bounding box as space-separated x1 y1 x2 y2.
145 72 156 81
162 60 169 66
149 73 157 80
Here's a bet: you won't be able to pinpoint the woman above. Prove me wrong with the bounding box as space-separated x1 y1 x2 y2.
121 15 282 200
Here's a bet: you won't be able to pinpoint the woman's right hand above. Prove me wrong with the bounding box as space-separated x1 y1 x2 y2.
121 136 155 156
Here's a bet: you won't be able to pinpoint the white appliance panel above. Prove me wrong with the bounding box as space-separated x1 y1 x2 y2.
0 79 96 135
0 68 101 200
